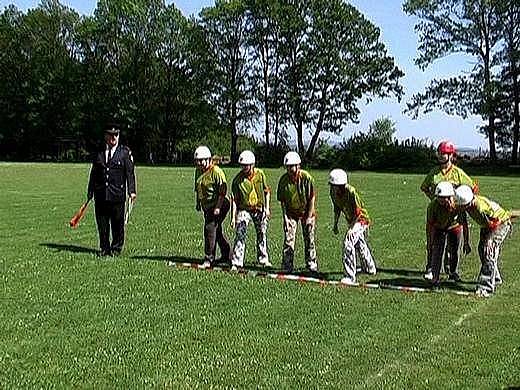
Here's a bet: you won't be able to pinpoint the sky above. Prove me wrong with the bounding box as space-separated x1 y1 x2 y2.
1 0 488 149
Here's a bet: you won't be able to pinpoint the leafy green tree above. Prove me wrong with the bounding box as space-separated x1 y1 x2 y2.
495 0 520 163
201 0 255 162
0 5 29 159
275 0 312 157
245 0 287 147
368 117 397 145
0 1 82 160
155 4 221 161
277 0 403 161
92 0 166 156
404 0 503 161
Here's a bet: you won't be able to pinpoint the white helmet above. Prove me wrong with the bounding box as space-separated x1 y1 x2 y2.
435 181 455 197
328 169 348 185
455 185 474 206
238 150 255 165
284 151 301 166
194 145 211 160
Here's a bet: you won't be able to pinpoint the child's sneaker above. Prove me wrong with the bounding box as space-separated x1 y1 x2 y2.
259 258 272 267
307 261 318 272
340 277 356 285
366 267 377 275
476 289 491 298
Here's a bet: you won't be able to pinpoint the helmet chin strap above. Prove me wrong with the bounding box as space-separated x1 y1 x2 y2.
438 155 450 165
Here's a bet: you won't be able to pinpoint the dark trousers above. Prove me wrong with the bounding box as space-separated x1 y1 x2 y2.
426 224 451 273
203 198 231 263
431 226 462 282
95 200 125 253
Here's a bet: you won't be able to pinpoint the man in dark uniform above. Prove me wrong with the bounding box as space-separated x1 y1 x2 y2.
87 124 137 256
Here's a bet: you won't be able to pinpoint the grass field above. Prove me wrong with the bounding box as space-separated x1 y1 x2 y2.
1 163 519 388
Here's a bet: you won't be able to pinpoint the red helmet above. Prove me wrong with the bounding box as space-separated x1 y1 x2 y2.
438 141 456 154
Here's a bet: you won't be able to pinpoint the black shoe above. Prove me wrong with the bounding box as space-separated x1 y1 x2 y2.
99 250 111 257
448 272 461 282
215 257 230 265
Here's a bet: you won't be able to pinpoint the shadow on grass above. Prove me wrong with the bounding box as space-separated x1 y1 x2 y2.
372 276 475 293
132 255 337 279
41 242 98 255
132 254 202 264
377 267 424 277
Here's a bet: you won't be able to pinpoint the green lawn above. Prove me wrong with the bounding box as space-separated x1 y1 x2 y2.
1 163 519 388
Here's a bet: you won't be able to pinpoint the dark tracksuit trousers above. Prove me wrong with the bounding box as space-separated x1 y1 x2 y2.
203 198 231 264
430 225 462 283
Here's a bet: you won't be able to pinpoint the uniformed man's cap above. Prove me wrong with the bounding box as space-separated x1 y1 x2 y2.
104 124 120 135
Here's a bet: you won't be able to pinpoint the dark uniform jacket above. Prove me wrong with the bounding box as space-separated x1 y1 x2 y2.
88 144 136 203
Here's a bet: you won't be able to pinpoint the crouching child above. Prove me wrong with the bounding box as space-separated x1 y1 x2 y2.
455 185 512 297
329 169 376 285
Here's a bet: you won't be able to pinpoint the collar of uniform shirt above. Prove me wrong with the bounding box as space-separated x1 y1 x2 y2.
106 143 118 162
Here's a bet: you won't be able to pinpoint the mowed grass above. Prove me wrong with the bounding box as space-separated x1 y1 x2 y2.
0 163 519 388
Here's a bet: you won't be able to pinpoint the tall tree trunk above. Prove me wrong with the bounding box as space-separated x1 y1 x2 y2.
296 118 304 158
262 39 270 146
274 110 280 147
263 66 269 146
483 58 497 161
488 116 497 161
231 102 238 163
306 92 326 162
511 54 520 165
482 6 497 162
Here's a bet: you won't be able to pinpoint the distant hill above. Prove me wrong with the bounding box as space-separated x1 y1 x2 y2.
457 147 487 158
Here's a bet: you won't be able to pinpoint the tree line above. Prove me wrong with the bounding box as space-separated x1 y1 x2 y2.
0 0 403 163
0 0 518 164
404 0 520 164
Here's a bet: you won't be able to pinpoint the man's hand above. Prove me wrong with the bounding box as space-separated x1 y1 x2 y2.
130 193 137 203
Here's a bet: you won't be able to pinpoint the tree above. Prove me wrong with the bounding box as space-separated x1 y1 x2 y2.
495 0 520 163
368 117 397 145
245 0 290 149
404 0 503 161
276 0 403 161
201 0 255 162
0 1 82 160
0 5 29 159
92 0 167 156
155 4 221 161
